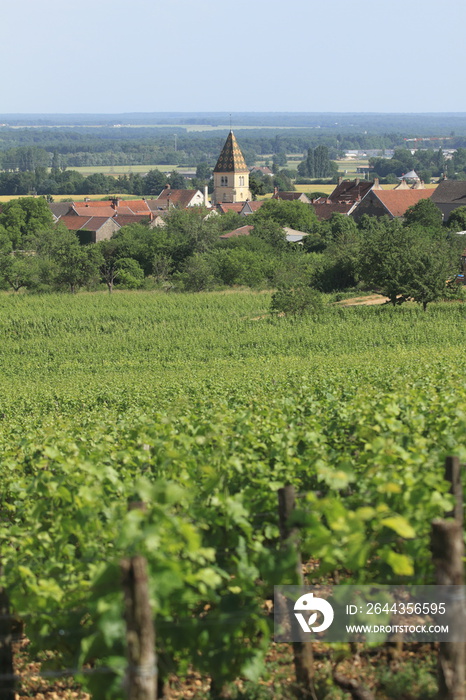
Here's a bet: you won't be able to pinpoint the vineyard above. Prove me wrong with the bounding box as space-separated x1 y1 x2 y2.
1 290 466 699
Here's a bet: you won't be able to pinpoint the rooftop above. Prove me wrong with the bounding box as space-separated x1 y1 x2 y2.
213 131 249 174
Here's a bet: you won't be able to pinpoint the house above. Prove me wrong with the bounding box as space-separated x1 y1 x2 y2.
71 198 153 217
430 180 466 221
49 202 74 221
249 166 273 177
351 188 434 222
272 188 311 204
59 215 120 244
211 131 251 205
397 170 420 182
50 198 155 219
218 224 307 243
155 185 208 210
283 227 308 243
217 202 245 214
240 201 264 216
56 197 169 239
219 225 253 239
310 200 355 221
328 178 374 204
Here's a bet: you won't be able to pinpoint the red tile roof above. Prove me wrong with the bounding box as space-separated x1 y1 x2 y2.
243 200 264 211
60 215 117 232
217 203 245 214
371 188 434 218
113 214 152 226
272 191 310 202
219 225 253 239
71 199 151 216
73 205 116 218
311 202 354 220
155 189 202 209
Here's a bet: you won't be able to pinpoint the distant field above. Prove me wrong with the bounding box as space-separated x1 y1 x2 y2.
63 164 190 176
0 193 132 203
294 184 334 194
294 182 438 194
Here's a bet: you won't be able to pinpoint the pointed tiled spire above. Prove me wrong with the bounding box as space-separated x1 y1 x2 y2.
213 131 249 173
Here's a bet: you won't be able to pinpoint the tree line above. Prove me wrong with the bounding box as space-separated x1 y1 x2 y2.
0 196 463 310
370 148 466 182
4 128 466 173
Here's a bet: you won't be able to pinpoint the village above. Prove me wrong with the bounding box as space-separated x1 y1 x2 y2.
48 130 466 246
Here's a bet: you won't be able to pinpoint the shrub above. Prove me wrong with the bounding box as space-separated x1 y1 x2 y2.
270 286 323 316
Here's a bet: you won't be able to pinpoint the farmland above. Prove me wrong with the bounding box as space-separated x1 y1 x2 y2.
1 289 466 698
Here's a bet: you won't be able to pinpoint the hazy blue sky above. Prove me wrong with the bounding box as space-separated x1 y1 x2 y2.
2 0 466 114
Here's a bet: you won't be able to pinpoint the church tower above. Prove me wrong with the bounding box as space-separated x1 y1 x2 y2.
212 131 251 205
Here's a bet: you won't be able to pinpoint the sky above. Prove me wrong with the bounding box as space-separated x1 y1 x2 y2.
2 0 466 114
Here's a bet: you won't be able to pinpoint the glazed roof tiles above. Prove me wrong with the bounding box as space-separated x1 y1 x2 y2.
213 131 249 173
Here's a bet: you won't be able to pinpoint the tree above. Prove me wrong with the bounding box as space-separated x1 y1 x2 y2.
143 169 168 196
174 253 216 292
41 226 101 292
447 206 466 231
249 172 273 198
403 198 443 230
360 219 458 309
404 233 459 310
169 171 187 189
0 197 54 249
96 239 122 293
253 199 319 234
298 146 338 179
270 287 323 316
116 258 144 289
195 163 213 181
250 219 287 250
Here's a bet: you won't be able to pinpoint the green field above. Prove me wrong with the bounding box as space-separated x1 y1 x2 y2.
1 290 464 698
58 164 189 176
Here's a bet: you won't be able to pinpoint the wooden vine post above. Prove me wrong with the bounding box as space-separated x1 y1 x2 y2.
0 568 15 700
121 555 157 700
278 485 315 698
431 456 465 700
122 500 156 700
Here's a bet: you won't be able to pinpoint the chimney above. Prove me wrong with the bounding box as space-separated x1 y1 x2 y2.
355 178 360 186
373 177 381 189
338 176 343 186
164 183 171 190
